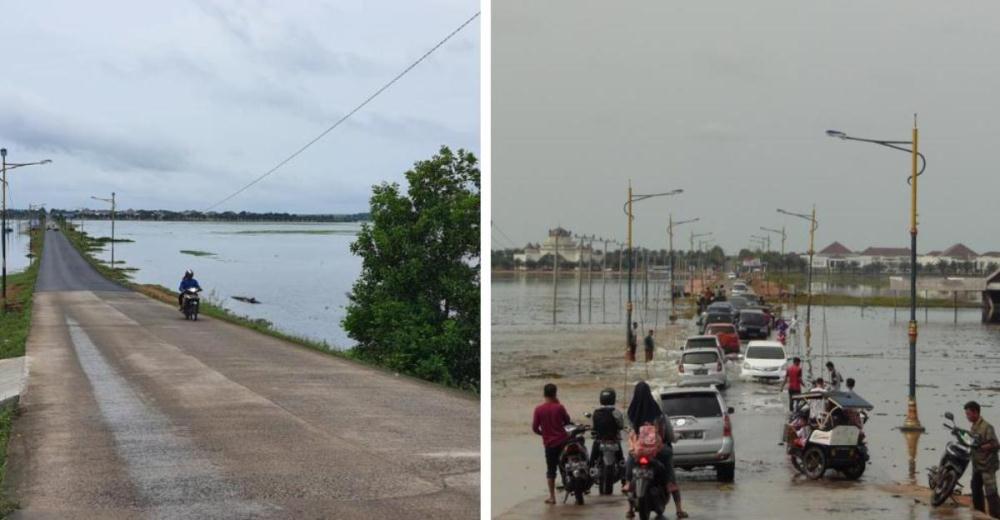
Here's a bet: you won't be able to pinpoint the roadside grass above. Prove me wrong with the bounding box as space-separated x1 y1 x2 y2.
0 403 18 516
60 221 474 397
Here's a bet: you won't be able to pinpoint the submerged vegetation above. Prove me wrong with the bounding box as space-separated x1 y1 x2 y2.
179 250 215 257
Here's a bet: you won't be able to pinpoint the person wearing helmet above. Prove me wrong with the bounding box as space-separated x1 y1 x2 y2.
589 388 625 472
178 269 202 310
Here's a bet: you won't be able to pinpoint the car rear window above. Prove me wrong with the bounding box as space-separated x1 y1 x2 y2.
661 393 723 418
705 314 732 323
746 346 785 359
685 338 717 349
682 351 719 365
741 312 768 325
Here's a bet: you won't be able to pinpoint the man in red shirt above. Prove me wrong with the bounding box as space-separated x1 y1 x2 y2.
780 357 803 412
533 383 572 505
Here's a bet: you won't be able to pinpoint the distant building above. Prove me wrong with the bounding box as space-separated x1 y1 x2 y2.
512 227 601 269
813 241 854 268
857 247 911 272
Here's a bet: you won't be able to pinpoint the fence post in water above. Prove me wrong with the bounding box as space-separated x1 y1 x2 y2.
925 289 929 323
588 236 594 324
602 239 608 323
577 236 583 325
954 291 958 324
894 290 898 322
552 233 559 327
618 245 623 323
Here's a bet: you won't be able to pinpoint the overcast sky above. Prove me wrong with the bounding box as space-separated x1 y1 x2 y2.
492 1 1000 255
1 0 478 213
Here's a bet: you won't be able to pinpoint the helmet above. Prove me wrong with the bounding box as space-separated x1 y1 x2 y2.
185 269 194 278
599 388 616 406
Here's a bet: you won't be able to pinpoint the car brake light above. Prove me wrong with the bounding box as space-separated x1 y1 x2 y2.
639 456 649 465
723 415 732 438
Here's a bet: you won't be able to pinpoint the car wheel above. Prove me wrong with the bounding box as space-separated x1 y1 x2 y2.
716 463 735 482
801 446 826 480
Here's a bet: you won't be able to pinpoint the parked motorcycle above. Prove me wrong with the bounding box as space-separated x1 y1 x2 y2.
591 435 624 495
558 423 593 505
928 412 980 506
181 287 201 321
628 454 670 520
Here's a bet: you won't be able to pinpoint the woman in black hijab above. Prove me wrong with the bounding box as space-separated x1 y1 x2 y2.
625 381 687 518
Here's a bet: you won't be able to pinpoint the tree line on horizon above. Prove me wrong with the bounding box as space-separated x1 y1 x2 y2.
40 208 370 223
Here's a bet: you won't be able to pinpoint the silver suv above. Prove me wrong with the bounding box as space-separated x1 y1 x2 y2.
659 386 736 482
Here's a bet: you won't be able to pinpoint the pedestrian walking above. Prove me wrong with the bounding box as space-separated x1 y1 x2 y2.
965 401 1000 517
644 329 655 362
627 322 639 362
532 383 572 505
780 357 804 412
826 361 843 391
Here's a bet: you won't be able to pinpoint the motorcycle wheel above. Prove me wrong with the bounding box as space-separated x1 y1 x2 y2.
801 446 826 480
574 488 584 505
841 461 865 480
637 497 652 520
930 467 958 507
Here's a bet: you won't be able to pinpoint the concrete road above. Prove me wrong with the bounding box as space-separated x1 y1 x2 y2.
6 230 479 519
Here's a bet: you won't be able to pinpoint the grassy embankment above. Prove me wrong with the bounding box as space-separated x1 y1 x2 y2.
59 223 475 396
0 228 44 516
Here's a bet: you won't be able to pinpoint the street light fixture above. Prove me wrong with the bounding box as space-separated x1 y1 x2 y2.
667 215 698 321
623 183 682 357
91 193 117 268
826 116 926 434
777 206 819 379
1 149 52 311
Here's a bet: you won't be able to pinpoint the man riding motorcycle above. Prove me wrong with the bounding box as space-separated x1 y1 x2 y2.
589 388 626 478
178 269 202 310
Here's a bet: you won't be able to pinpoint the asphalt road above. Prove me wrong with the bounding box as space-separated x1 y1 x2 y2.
7 230 479 519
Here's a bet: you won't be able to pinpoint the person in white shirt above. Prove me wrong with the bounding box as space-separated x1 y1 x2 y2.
808 378 827 427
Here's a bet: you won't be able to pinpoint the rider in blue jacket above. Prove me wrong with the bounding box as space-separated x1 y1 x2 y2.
178 269 201 310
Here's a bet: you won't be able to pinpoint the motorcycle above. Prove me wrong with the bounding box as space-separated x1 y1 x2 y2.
181 287 201 321
558 423 593 505
928 412 980 506
591 435 624 495
628 454 670 520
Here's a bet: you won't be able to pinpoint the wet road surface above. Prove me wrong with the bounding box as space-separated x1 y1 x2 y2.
7 231 479 519
493 302 1000 519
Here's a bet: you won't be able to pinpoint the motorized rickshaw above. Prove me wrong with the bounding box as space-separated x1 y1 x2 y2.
785 390 872 480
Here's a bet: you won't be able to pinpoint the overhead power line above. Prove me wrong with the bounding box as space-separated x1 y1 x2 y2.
206 11 481 211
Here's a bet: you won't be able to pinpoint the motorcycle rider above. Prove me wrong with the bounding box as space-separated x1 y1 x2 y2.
965 401 1000 518
624 381 687 519
589 388 625 478
178 269 202 311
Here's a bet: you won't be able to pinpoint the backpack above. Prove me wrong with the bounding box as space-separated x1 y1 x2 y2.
592 408 619 439
634 423 663 459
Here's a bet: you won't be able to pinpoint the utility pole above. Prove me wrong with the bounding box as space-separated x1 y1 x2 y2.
92 193 117 267
601 238 609 323
2 149 51 311
761 225 787 288
587 235 594 324
575 234 584 324
668 215 698 321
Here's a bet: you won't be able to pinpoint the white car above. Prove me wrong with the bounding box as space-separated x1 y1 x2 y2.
678 347 728 388
731 282 750 295
726 272 737 280
740 341 788 382
683 335 726 362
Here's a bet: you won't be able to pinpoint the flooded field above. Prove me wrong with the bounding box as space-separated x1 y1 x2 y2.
2 221 34 274
77 220 363 349
492 276 1000 519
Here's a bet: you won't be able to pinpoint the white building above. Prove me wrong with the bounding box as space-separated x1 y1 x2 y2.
513 227 602 268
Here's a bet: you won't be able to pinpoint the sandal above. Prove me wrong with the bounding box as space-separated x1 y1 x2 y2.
676 511 689 519
544 497 556 505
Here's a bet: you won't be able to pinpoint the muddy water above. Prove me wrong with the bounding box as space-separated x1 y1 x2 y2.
492 285 1000 519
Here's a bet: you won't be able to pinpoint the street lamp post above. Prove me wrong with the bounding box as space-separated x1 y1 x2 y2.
761 225 787 289
624 183 682 357
668 215 698 321
778 207 819 380
91 193 117 268
689 231 712 295
1 149 52 311
826 117 927 433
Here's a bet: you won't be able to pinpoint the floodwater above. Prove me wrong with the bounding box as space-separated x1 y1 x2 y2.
77 220 362 349
2 221 33 274
492 276 1000 519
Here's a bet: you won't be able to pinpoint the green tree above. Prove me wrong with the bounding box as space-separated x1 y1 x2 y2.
342 147 480 391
